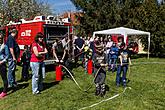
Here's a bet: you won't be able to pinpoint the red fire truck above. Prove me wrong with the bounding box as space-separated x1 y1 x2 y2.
0 16 72 65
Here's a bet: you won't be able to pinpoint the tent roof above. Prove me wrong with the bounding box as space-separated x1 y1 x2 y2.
93 27 150 36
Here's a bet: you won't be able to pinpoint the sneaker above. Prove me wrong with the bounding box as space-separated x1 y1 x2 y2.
8 83 17 88
0 92 7 98
95 89 100 96
100 88 106 97
95 84 101 96
33 91 40 95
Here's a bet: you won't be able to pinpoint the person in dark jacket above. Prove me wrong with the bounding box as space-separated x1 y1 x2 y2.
52 39 73 78
20 45 31 81
6 29 20 88
93 41 107 97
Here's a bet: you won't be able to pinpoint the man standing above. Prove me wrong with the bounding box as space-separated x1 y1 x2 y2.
74 35 85 66
6 29 20 87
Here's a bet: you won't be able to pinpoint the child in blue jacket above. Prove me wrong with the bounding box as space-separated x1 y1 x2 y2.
109 43 119 72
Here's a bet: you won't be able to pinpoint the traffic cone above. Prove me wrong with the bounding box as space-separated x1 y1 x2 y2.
55 65 62 81
87 59 93 75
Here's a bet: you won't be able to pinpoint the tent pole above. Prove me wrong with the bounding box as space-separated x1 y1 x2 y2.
148 34 150 59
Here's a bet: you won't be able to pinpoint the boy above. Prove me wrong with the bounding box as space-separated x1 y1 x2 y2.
93 41 107 97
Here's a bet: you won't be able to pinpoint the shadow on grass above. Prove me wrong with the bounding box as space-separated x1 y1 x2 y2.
17 74 32 83
43 81 60 91
105 85 110 92
8 83 29 95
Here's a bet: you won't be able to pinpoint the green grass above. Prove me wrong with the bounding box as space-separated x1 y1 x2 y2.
0 58 165 110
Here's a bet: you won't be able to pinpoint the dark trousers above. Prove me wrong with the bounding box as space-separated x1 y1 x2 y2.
0 63 8 93
21 63 30 79
94 68 106 85
94 67 106 96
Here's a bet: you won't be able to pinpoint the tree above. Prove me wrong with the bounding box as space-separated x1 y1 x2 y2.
0 0 52 26
71 0 165 54
71 0 122 35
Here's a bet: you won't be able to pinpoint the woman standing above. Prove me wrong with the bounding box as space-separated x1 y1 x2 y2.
0 34 9 98
30 32 48 94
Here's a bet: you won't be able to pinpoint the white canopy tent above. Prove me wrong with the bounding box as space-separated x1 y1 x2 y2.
93 27 151 59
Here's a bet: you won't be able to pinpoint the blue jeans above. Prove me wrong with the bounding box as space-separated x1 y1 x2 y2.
30 62 45 94
8 58 16 86
116 65 128 85
109 58 117 72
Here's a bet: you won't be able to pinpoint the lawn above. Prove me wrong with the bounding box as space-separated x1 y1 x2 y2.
0 58 165 110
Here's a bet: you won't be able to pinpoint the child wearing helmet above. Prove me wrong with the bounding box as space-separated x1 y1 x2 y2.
93 40 107 97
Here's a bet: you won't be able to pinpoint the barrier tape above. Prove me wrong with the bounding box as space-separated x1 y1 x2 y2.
79 87 132 110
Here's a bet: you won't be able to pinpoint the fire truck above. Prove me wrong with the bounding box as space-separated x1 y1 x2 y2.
0 16 72 65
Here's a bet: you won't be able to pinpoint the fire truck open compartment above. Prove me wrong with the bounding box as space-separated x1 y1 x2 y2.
44 25 69 43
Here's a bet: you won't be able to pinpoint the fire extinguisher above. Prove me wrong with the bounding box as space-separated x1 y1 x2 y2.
55 64 63 81
87 59 93 75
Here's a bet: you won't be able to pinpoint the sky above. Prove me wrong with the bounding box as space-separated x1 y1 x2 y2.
47 0 163 14
48 0 77 14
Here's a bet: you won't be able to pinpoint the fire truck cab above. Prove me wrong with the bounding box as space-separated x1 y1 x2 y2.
0 15 72 65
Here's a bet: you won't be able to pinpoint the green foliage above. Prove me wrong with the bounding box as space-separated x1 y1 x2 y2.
0 58 165 109
71 0 165 54
0 0 52 26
